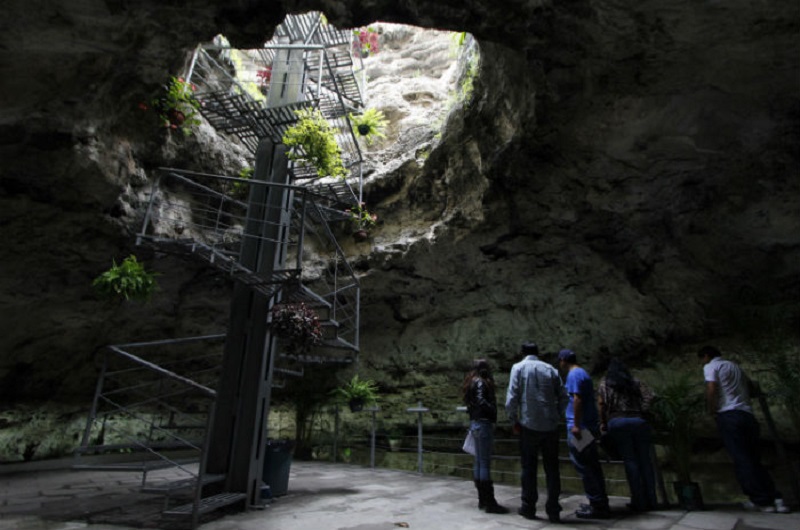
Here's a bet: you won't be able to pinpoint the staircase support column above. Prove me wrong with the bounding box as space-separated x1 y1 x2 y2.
206 139 291 506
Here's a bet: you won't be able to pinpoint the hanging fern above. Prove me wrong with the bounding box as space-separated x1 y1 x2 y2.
92 255 158 302
282 108 347 178
349 108 388 145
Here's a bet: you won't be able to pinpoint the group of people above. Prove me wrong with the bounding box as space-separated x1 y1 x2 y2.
462 342 790 524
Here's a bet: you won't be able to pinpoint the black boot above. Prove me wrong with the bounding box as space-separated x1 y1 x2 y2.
474 480 485 510
481 481 509 514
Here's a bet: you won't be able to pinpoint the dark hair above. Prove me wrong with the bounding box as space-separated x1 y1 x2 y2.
697 345 721 359
462 359 494 399
605 358 641 399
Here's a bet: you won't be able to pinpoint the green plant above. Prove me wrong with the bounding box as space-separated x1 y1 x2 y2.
269 303 323 355
231 166 253 199
349 108 388 145
282 108 347 178
331 374 379 407
92 255 158 302
448 31 468 58
650 366 705 483
150 76 202 135
345 202 377 231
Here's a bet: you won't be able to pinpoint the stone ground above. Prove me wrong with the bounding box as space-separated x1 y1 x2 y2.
1 459 798 530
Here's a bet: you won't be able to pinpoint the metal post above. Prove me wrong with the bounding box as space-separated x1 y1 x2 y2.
367 406 379 469
651 444 670 507
333 404 339 463
406 401 429 474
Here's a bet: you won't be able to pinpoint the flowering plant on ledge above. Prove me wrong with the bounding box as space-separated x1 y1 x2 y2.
345 202 377 242
352 27 379 58
269 303 323 354
346 202 377 229
150 76 202 135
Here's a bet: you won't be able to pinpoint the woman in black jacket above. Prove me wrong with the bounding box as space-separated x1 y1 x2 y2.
462 359 508 514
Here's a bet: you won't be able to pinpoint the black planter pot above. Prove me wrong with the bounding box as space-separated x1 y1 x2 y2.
357 124 371 136
348 398 364 412
673 481 704 511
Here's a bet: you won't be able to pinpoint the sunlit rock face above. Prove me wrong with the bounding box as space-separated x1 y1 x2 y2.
0 0 798 409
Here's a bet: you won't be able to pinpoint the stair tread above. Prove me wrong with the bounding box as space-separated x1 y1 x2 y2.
72 457 199 472
163 492 247 517
141 473 225 494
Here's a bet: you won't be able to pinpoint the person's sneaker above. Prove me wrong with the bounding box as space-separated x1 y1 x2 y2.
742 500 776 513
575 504 611 519
774 498 791 514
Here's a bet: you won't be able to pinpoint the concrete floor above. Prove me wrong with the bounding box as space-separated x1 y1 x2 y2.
1 460 798 530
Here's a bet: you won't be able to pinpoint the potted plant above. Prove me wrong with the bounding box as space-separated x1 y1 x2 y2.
256 66 272 95
651 366 706 510
149 76 202 135
352 26 379 59
282 108 348 179
332 374 379 412
269 303 323 355
349 108 388 145
387 427 404 452
92 255 158 302
345 202 377 241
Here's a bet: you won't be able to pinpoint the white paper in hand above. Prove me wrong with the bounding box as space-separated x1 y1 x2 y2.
569 428 595 452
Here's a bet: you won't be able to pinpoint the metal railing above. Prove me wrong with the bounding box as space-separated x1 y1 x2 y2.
137 168 360 355
75 335 225 525
268 401 676 505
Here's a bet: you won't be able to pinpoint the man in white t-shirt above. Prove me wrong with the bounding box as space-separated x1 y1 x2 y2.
698 345 790 514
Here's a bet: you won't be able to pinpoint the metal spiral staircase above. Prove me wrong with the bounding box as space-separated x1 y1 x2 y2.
76 12 369 527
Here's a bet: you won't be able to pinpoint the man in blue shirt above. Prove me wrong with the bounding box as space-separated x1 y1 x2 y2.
559 348 610 519
506 342 567 523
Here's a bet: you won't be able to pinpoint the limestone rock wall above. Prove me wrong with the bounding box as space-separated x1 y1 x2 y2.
0 0 797 418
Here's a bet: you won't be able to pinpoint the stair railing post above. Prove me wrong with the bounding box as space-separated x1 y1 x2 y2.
316 49 323 100
192 400 217 530
184 43 202 87
406 401 429 474
76 349 109 465
296 192 307 269
137 172 161 246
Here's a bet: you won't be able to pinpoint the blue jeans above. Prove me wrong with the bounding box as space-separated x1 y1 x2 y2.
471 420 494 481
607 417 657 510
716 410 780 506
568 429 608 508
519 427 561 515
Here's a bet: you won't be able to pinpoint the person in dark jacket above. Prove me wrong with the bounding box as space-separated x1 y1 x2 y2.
462 359 509 514
597 358 657 512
